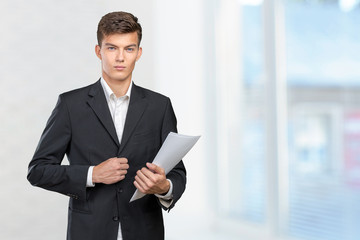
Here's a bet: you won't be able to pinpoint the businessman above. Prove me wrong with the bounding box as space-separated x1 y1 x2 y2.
27 11 186 240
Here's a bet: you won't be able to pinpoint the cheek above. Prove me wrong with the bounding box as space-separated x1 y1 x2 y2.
101 58 112 70
129 58 138 68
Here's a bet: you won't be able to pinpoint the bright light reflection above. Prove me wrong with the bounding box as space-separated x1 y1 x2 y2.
339 0 360 12
238 0 263 6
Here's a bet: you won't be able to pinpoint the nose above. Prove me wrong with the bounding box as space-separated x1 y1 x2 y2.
116 49 124 62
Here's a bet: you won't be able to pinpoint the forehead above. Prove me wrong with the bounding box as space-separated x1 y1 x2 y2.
101 32 139 47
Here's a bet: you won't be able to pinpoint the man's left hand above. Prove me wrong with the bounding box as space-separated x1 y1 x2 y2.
134 163 170 195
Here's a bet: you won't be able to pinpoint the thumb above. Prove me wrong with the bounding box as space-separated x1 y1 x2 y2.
146 162 164 174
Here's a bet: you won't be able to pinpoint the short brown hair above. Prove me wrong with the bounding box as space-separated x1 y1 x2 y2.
97 11 142 46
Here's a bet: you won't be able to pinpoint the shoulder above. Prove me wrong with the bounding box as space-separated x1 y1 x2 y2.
59 81 99 101
133 83 171 103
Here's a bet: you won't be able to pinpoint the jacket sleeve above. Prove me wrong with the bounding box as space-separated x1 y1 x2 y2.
27 94 89 201
159 98 187 211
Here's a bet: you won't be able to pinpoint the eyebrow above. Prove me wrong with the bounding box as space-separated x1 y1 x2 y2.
104 43 138 48
125 44 137 48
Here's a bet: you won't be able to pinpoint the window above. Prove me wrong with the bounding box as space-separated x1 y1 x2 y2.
210 0 360 239
285 1 360 239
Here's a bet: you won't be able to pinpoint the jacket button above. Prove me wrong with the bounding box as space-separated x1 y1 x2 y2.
113 216 119 221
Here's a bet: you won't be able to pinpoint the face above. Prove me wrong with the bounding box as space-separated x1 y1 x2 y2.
95 32 142 84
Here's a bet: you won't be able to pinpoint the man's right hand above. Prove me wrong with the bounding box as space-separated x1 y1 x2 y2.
92 158 129 184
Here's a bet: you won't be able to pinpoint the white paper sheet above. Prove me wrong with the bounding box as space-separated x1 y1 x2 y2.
130 132 200 202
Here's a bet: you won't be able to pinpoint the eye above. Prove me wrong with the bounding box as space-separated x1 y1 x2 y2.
126 48 135 52
108 47 116 50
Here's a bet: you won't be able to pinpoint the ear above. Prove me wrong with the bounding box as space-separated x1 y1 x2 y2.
136 47 142 62
95 45 102 60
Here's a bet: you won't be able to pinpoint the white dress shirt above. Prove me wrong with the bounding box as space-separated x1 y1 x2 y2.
86 78 173 239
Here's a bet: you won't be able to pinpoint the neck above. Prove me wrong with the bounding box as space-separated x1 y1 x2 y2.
103 77 131 97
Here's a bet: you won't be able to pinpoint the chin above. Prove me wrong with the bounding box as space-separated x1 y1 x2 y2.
113 78 130 83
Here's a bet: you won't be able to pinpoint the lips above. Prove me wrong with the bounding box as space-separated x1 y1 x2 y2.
114 66 125 70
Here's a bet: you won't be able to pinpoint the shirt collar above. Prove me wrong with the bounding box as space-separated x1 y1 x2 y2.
100 77 132 101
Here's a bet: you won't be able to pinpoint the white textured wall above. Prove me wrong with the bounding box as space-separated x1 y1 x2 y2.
0 0 215 239
0 1 155 239
152 0 210 239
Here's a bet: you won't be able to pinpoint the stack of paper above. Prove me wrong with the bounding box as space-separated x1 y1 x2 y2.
130 132 200 202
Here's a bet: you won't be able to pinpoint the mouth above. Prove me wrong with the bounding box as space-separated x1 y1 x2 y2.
114 66 126 70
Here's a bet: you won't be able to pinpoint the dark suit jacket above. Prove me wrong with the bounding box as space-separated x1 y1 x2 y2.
27 80 186 240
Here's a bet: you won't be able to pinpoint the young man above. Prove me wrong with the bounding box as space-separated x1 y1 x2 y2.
27 11 186 240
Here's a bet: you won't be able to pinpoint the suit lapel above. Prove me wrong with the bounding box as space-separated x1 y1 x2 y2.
87 80 120 147
119 83 148 153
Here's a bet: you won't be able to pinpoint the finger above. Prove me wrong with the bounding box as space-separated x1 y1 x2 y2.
117 170 127 176
106 174 124 185
119 163 129 170
137 169 158 191
134 180 146 193
146 162 165 175
134 175 149 191
118 175 125 181
139 167 157 182
136 169 151 183
117 158 128 164
112 162 127 171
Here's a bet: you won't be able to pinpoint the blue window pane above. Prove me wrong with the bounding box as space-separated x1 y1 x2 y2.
285 3 360 87
286 1 360 240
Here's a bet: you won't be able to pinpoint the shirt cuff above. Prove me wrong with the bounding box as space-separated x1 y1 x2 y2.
155 179 173 208
86 166 95 187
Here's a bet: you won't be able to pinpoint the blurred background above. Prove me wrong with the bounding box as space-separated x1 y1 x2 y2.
0 0 359 239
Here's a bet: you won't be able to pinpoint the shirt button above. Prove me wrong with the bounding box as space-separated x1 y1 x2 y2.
113 216 119 221
117 188 123 193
